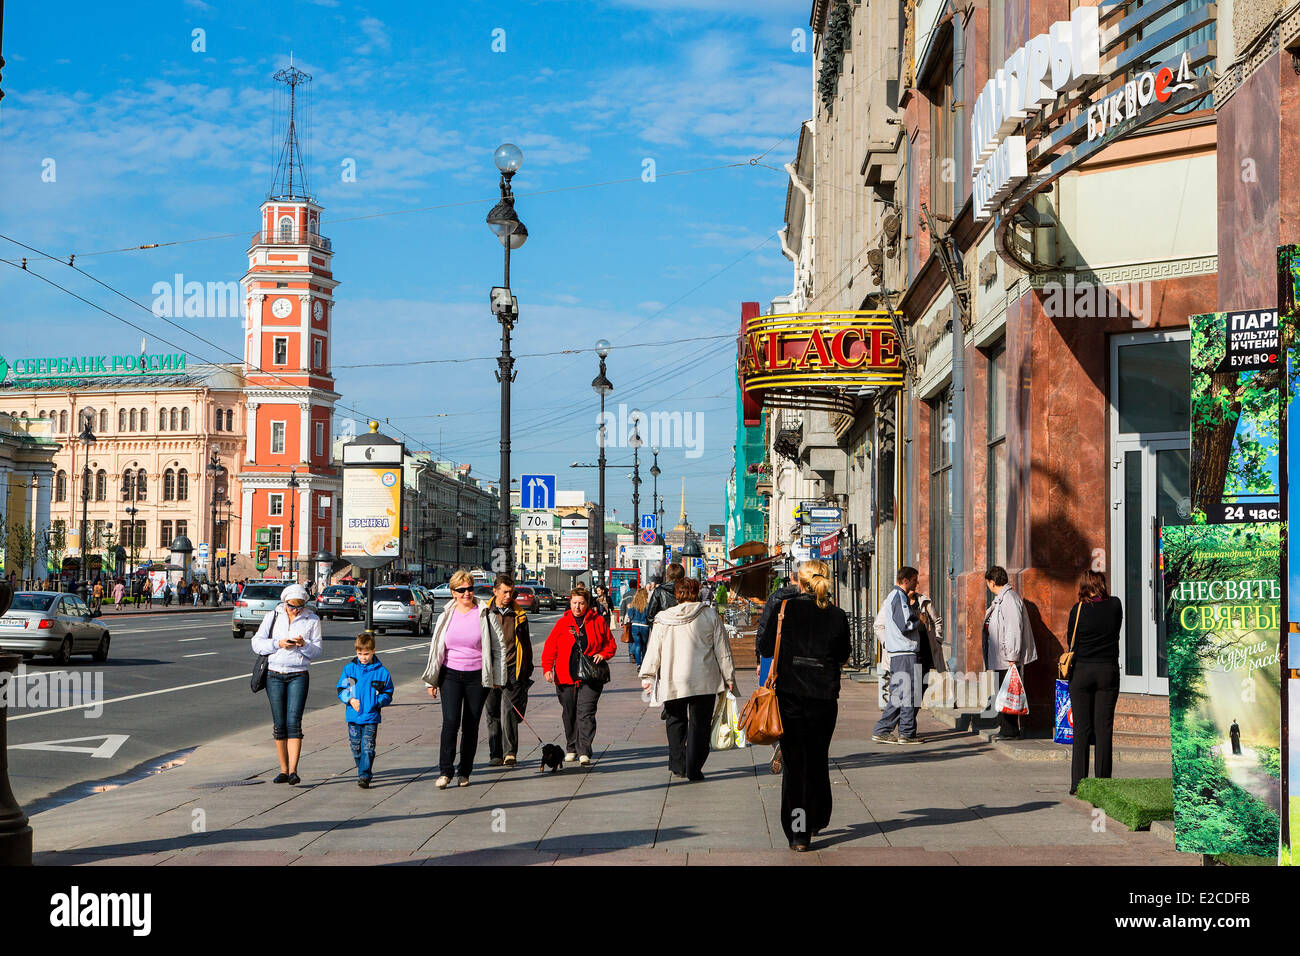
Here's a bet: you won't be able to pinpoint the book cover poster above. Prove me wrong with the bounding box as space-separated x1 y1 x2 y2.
1163 522 1281 857
1189 310 1281 525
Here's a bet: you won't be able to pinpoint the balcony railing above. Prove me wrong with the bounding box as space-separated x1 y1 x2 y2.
251 231 333 253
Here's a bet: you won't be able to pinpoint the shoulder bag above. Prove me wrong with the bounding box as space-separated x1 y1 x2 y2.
738 600 786 745
573 624 611 684
251 608 278 694
1057 602 1081 680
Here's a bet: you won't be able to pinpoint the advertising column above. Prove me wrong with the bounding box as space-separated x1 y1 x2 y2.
341 423 405 632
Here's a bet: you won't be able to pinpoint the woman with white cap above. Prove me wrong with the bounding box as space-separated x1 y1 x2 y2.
251 583 324 784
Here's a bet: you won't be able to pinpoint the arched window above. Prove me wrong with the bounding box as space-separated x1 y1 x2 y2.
55 471 67 502
181 407 190 430
170 408 179 430
140 408 149 431
176 469 189 501
278 216 294 242
95 469 107 501
119 408 127 431
59 410 68 432
158 410 167 432
226 409 234 431
137 469 148 501
99 409 107 432
163 469 175 501
214 407 222 431
129 408 138 431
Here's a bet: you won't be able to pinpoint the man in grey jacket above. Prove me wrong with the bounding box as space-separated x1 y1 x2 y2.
983 566 1038 740
872 566 925 744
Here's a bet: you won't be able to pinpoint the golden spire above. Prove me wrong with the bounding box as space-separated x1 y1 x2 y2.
680 477 686 524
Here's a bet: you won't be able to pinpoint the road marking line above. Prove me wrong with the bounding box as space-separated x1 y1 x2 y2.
113 623 228 635
8 640 430 720
182 652 219 658
178 637 208 643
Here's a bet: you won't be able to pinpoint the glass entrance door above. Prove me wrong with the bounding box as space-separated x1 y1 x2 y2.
1110 331 1191 696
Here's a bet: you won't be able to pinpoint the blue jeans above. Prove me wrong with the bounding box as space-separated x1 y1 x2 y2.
267 670 310 740
873 653 920 739
630 633 648 668
348 723 378 780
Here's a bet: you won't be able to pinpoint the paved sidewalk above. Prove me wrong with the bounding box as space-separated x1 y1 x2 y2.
28 654 1193 866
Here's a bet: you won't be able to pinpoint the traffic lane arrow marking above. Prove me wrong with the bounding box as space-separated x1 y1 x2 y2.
9 734 130 759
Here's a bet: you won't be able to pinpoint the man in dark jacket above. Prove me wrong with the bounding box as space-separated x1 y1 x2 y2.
645 563 685 628
485 573 535 766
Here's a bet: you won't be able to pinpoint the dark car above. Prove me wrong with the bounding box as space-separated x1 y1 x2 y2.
316 584 365 621
533 586 557 611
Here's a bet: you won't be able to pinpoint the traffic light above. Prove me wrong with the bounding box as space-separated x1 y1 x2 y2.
256 544 270 571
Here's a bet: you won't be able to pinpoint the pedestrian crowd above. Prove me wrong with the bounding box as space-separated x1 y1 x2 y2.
241 555 1121 852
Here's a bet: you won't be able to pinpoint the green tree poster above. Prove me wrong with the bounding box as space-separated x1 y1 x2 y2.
1163 522 1281 857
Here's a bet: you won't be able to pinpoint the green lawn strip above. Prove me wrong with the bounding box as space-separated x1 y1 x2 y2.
1212 852 1276 866
1075 777 1174 831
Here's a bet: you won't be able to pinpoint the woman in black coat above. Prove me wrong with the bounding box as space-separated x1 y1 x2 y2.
756 559 851 851
1065 570 1123 794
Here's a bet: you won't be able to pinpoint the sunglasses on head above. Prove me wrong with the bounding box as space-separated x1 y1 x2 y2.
452 586 475 594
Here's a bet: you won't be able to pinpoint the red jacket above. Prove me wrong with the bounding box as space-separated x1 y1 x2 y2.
542 610 618 685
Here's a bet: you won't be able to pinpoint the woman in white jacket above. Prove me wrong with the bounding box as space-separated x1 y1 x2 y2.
639 577 737 781
250 583 324 785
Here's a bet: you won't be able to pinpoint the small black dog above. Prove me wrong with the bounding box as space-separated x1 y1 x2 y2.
540 744 565 773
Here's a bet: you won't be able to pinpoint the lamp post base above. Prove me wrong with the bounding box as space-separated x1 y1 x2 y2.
0 652 33 866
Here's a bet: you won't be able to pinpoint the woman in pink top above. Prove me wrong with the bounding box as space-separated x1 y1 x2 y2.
422 569 507 789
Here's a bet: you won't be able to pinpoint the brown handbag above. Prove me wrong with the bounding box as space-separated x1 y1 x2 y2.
1058 602 1082 680
738 600 787 745
620 622 632 643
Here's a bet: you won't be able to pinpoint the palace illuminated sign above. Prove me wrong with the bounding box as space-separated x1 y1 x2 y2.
739 310 904 414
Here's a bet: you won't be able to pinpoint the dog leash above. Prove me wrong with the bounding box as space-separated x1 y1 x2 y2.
505 697 549 746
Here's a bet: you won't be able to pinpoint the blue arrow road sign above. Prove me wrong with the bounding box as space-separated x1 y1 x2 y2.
641 513 657 532
521 474 556 509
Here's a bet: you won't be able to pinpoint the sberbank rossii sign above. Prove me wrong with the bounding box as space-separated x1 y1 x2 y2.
0 352 188 383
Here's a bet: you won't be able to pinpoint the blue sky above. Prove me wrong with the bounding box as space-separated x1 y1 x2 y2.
0 0 810 525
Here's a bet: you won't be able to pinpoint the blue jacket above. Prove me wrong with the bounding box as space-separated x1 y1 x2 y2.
881 585 922 655
336 656 395 725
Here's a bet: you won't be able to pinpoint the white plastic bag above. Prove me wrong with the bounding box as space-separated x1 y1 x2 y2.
711 692 745 750
995 663 1028 716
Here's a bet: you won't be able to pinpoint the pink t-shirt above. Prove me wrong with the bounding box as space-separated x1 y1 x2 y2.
444 607 483 672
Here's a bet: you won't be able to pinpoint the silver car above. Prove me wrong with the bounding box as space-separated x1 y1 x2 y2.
232 580 296 637
0 591 111 664
370 586 432 636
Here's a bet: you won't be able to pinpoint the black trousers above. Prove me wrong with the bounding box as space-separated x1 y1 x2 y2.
663 693 715 779
993 668 1024 736
438 668 487 778
556 681 603 757
777 692 838 846
1068 659 1120 789
485 680 530 760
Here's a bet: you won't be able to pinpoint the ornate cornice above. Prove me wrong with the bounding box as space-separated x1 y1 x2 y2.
1214 5 1300 107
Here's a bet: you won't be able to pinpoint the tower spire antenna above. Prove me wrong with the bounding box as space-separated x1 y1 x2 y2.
269 58 313 201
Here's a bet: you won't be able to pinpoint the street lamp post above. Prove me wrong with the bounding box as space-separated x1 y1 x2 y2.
629 422 643 541
487 142 526 579
206 451 224 584
122 464 142 583
77 419 96 598
591 339 613 588
287 465 299 582
650 448 662 545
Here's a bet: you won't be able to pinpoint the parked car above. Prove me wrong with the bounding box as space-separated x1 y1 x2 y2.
370 586 433 636
533 586 557 611
232 580 297 637
429 583 453 602
473 584 494 603
0 591 110 664
316 584 365 621
513 584 538 613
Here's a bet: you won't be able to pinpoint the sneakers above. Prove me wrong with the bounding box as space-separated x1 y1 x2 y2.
272 772 291 784
769 749 783 775
489 757 504 767
871 733 897 744
578 755 591 766
457 776 470 787
358 778 371 789
896 735 924 745
564 752 577 762
503 755 516 766
435 775 451 789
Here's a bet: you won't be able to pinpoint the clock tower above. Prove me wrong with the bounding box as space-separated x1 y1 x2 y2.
238 62 341 577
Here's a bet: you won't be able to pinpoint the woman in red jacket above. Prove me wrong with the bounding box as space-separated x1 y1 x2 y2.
542 585 617 766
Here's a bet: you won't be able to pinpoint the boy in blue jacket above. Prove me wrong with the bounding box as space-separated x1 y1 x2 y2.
336 632 395 788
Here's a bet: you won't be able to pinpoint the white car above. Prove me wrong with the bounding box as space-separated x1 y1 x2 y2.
369 586 433 636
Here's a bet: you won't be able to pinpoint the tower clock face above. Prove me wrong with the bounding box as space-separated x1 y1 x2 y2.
270 297 293 319
312 300 324 321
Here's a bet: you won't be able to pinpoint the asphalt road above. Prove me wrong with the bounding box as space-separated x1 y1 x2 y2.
5 606 574 815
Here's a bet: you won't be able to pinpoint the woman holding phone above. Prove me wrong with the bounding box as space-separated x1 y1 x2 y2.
251 583 324 785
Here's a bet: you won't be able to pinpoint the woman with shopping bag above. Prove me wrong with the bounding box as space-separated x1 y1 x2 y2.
983 566 1039 741
639 577 737 781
